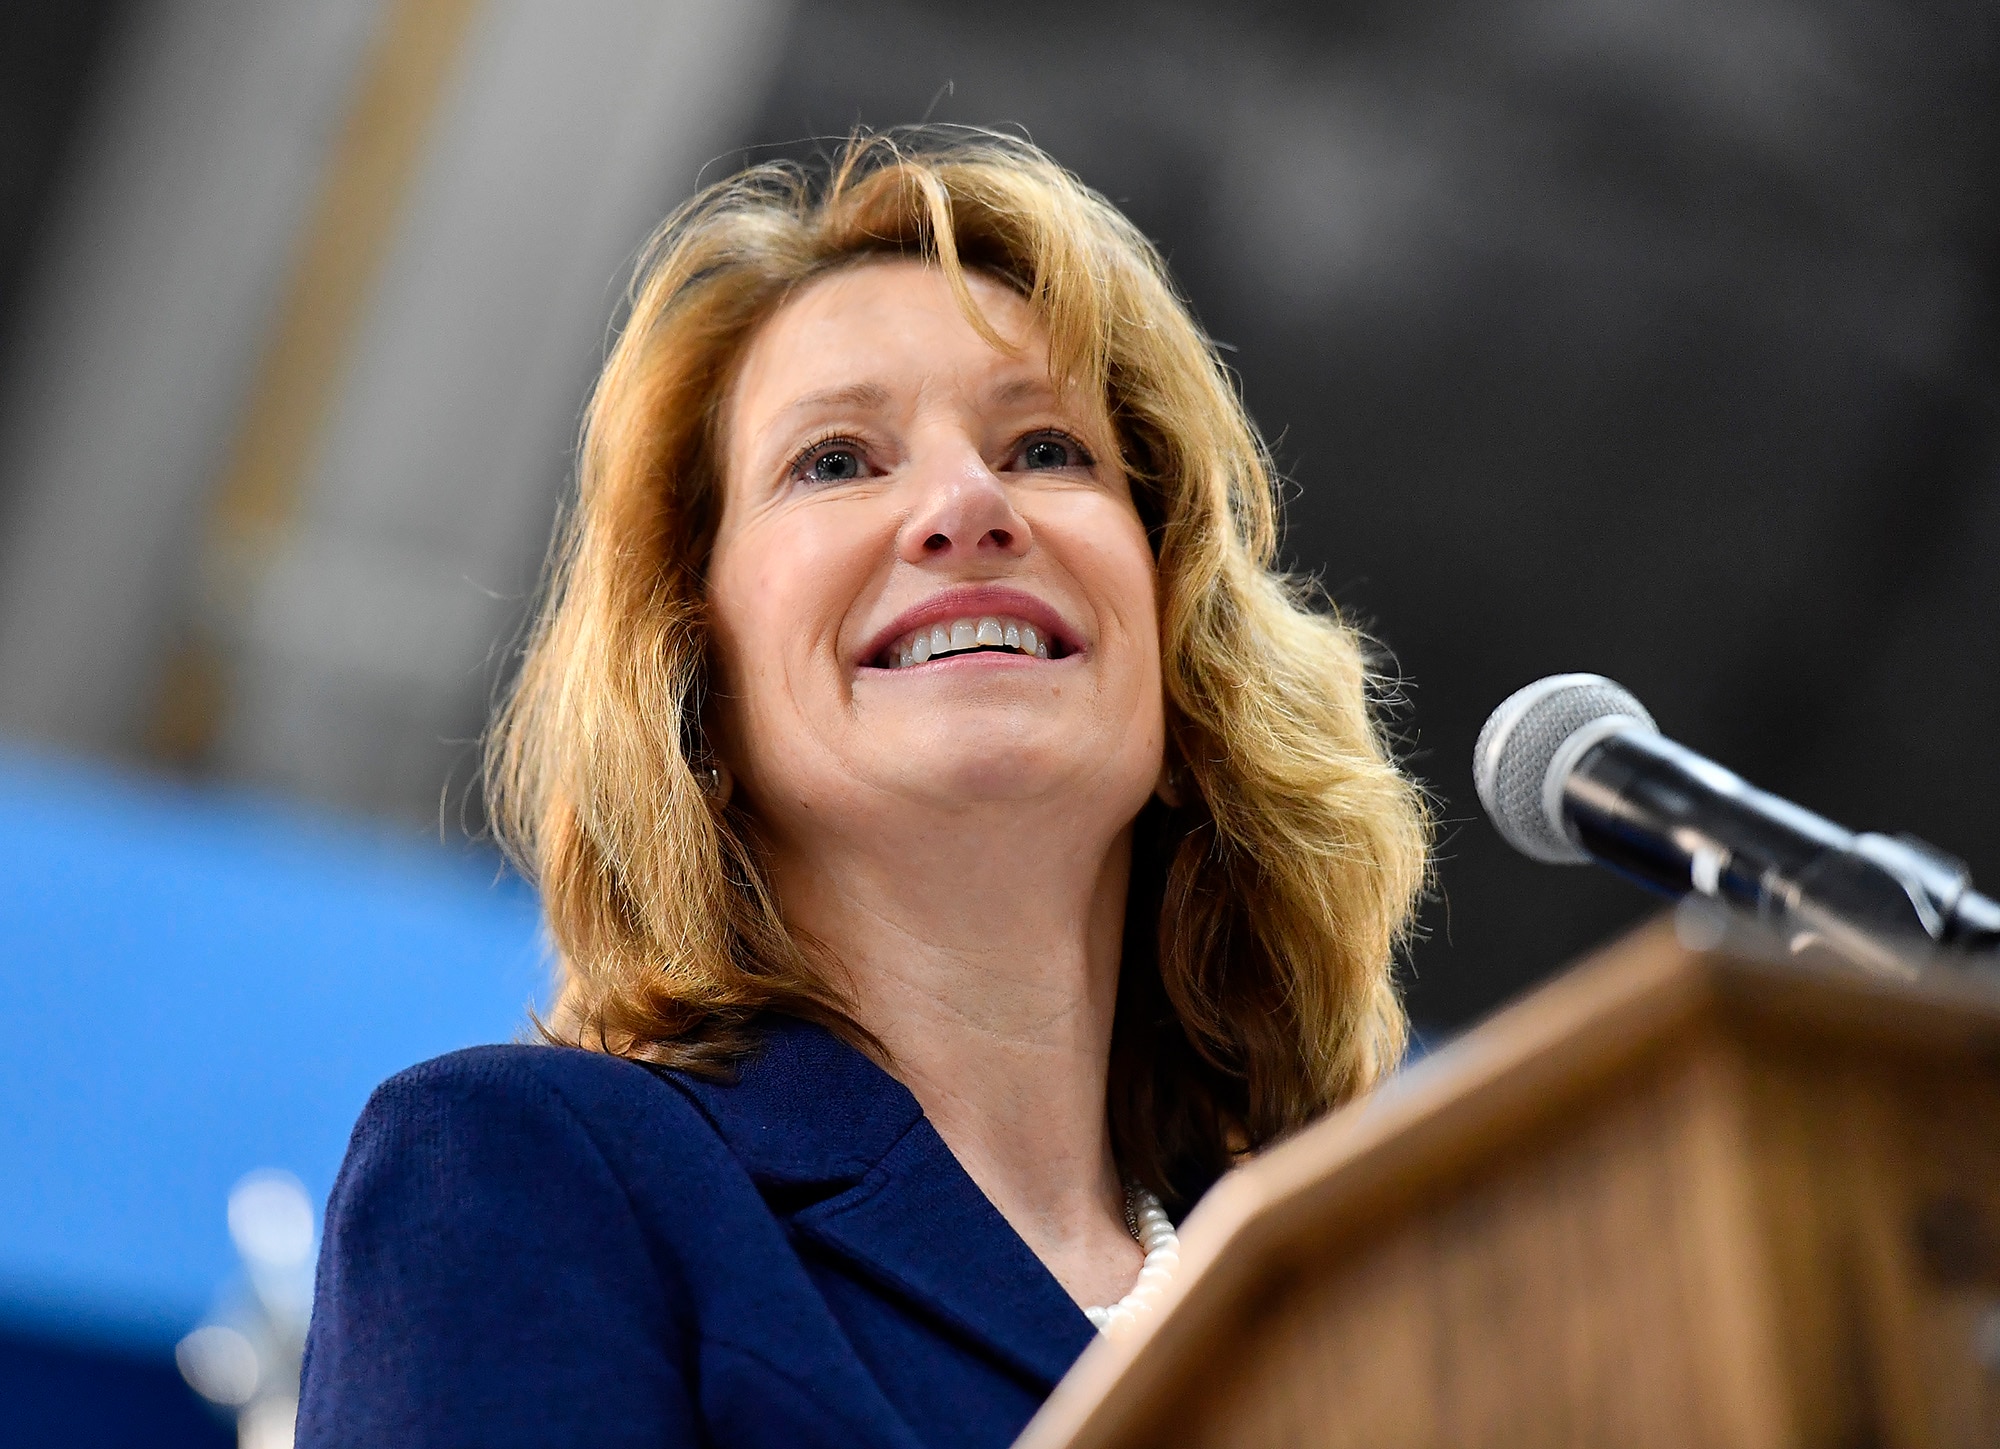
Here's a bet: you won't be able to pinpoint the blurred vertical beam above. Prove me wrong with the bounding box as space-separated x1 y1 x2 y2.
0 0 385 751
207 0 485 547
158 0 489 765
212 0 792 821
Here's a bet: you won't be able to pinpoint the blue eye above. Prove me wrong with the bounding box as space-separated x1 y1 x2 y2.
1020 434 1090 470
791 438 868 484
810 448 862 482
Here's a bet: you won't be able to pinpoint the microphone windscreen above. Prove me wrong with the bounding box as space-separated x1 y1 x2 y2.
1474 674 1657 864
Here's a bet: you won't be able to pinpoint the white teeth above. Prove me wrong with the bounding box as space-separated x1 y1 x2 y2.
884 614 1063 668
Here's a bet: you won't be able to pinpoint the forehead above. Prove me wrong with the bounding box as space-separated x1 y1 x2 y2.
729 259 1055 426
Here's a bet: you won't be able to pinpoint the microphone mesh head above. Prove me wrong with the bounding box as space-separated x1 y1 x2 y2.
1473 674 1656 864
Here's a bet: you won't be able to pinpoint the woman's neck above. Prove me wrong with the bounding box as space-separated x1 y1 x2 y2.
766 809 1144 1309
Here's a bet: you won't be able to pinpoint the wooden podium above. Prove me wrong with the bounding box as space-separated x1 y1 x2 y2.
1017 920 2000 1449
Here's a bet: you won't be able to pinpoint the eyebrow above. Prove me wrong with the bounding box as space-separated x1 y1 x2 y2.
993 376 1057 406
778 376 1057 418
759 374 1074 467
772 382 892 422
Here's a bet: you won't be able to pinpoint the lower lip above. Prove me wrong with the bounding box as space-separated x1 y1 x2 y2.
859 650 1080 677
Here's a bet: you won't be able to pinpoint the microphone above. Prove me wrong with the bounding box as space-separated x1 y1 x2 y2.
1473 674 2000 972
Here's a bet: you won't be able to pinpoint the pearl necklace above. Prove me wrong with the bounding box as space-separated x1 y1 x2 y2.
1084 1186 1180 1336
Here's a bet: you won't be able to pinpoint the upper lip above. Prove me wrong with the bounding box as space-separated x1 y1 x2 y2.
858 584 1083 668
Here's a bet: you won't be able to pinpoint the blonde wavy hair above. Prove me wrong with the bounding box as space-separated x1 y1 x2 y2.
486 131 1429 1206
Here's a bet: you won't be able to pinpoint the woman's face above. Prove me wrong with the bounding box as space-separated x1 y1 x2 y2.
707 259 1164 855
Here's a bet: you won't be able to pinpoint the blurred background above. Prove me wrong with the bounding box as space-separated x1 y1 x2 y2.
2 0 1994 1441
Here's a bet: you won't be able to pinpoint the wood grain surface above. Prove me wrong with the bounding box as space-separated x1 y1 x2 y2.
1016 921 2000 1449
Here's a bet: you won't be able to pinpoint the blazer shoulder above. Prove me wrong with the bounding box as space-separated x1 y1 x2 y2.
306 1047 718 1445
359 1042 729 1171
381 1039 665 1096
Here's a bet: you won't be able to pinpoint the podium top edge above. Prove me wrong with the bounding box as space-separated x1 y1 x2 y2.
1219 917 2000 1246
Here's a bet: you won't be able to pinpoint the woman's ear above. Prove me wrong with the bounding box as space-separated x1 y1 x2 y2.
1152 751 1183 809
694 668 735 808
700 757 735 808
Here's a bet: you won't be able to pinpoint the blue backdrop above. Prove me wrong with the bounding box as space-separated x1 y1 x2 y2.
0 747 545 1353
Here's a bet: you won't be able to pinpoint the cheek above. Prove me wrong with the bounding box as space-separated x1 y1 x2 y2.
704 543 771 707
1069 501 1164 693
705 506 883 749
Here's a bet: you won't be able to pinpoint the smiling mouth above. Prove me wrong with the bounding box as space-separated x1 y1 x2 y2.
875 615 1069 669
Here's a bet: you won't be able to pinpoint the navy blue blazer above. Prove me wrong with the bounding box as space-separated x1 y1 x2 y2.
296 1016 1099 1448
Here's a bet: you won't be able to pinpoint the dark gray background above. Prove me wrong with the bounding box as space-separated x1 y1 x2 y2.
734 0 2000 1028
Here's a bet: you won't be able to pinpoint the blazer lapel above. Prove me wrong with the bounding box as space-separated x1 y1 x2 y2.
663 1016 1097 1390
790 1114 1097 1390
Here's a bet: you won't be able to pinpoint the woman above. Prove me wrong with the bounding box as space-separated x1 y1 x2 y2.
297 131 1427 1449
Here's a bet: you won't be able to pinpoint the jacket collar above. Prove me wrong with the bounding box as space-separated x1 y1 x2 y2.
665 1015 1096 1389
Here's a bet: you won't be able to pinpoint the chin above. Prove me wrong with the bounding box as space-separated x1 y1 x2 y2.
882 734 1154 814
919 753 1075 804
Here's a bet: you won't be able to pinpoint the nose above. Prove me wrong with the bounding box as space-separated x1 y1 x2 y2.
897 453 1031 565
